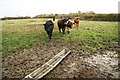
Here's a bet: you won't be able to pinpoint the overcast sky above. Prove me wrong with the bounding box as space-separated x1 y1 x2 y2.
0 0 120 18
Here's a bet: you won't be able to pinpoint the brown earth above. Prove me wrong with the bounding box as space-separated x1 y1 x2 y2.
2 41 120 79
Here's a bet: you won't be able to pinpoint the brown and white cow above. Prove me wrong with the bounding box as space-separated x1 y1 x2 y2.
66 19 74 33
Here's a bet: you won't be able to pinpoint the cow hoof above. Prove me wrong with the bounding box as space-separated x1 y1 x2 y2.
68 31 70 33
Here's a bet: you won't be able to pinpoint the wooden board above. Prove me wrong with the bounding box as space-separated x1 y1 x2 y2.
23 49 71 79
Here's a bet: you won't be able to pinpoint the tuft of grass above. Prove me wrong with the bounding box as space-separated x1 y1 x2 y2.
2 32 37 56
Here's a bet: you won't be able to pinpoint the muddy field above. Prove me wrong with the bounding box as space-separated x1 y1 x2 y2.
2 41 120 79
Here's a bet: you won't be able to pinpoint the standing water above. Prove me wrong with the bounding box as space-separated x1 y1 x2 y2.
83 50 118 78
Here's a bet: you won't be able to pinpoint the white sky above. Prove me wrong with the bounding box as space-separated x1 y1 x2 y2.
0 0 120 18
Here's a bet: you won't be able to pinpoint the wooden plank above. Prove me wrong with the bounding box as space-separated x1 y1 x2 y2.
23 49 71 80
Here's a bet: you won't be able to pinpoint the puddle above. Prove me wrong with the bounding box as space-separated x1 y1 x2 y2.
82 50 118 78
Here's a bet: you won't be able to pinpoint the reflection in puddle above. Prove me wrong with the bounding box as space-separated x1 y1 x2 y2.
83 51 118 78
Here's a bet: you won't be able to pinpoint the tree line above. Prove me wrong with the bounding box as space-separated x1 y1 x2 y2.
0 16 31 20
1 11 119 21
34 12 119 21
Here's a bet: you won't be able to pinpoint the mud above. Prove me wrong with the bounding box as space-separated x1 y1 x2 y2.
2 41 120 79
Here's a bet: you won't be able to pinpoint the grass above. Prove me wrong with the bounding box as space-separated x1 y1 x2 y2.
2 19 118 57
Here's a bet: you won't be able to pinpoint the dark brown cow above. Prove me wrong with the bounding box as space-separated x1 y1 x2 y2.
57 18 74 34
57 19 68 34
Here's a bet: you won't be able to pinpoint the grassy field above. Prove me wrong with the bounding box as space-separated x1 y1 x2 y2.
2 18 118 57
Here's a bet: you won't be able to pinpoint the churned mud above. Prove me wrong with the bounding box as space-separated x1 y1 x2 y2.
2 41 120 79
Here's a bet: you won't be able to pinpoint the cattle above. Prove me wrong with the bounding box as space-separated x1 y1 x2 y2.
57 19 68 34
74 17 80 27
57 18 74 34
66 19 74 33
43 20 54 41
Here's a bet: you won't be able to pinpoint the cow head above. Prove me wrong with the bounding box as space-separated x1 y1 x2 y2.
43 20 54 28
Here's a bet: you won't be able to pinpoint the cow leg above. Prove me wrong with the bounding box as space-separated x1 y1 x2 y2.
50 30 53 37
58 27 61 33
76 23 79 27
66 27 70 33
49 30 52 39
49 30 53 41
68 28 70 33
47 31 49 36
47 31 51 41
62 28 65 34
